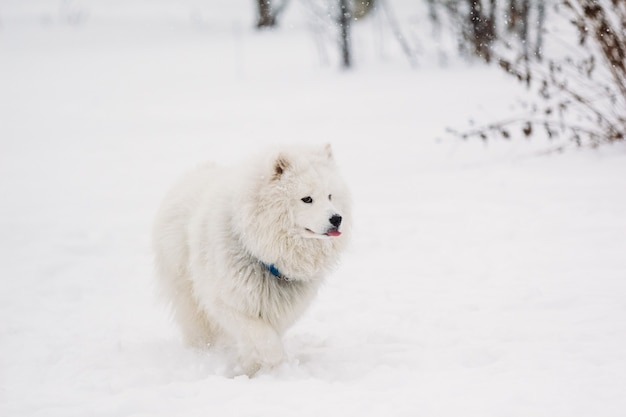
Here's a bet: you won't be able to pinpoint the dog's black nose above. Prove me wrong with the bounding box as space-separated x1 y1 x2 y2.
329 214 342 228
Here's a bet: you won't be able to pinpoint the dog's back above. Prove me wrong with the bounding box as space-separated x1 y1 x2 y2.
152 163 221 347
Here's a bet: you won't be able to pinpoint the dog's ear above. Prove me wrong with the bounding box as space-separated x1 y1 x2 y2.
324 143 333 160
273 155 290 180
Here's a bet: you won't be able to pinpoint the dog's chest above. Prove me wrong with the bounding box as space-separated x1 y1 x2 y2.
240 268 315 329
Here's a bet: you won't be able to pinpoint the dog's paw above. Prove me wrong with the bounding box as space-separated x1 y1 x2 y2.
239 336 285 377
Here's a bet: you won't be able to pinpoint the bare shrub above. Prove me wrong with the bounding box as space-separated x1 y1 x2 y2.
450 0 625 148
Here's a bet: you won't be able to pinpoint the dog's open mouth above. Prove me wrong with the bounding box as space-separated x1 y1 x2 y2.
305 228 342 237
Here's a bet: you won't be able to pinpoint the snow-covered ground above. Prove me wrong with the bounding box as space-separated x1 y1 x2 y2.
2 1 626 416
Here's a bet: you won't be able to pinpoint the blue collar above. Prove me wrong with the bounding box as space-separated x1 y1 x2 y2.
263 262 290 281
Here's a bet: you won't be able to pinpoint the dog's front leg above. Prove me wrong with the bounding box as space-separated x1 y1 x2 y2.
215 303 285 376
238 318 285 376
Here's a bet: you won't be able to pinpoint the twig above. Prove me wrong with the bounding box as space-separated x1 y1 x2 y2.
379 0 419 68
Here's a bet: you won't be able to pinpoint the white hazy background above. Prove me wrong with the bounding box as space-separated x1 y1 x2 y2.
1 1 626 416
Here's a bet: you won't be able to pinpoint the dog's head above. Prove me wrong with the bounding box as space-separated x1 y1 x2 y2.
270 144 350 240
233 144 351 276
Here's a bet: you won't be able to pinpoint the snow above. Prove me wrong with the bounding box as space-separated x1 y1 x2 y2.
2 1 626 416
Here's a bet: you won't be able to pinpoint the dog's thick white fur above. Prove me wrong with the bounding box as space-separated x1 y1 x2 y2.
152 144 351 375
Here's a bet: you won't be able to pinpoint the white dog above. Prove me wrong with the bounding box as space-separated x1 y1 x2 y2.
152 144 351 375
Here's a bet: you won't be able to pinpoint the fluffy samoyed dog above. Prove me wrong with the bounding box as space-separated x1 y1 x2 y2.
152 144 351 375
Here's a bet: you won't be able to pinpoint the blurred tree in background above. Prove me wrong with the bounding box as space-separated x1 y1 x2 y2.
255 0 290 28
426 0 546 63
256 0 277 27
255 0 377 67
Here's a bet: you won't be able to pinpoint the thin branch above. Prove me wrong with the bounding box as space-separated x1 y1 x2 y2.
379 0 419 68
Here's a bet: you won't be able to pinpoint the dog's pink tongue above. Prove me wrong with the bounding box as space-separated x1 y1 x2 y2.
326 230 342 237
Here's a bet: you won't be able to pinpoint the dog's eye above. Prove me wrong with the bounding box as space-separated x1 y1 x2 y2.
301 196 313 204
328 194 332 201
